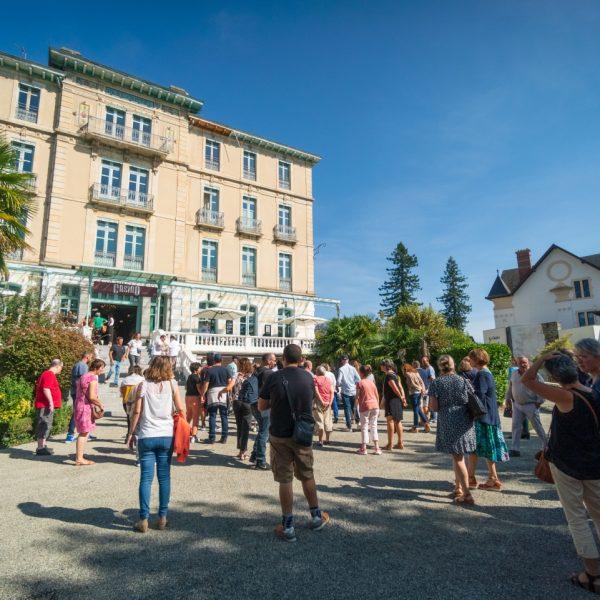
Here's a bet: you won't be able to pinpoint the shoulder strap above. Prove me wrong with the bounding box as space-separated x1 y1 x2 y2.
281 375 296 422
572 390 600 433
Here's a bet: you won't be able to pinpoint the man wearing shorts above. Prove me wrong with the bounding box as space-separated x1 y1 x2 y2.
258 343 330 542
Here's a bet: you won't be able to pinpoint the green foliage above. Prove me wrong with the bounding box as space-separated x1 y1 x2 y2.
0 138 37 277
378 242 421 316
535 335 574 360
0 375 34 422
437 257 471 331
314 315 380 365
0 323 93 392
0 288 54 344
433 342 512 402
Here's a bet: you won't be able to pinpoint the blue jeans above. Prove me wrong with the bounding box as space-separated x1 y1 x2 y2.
68 394 76 436
251 404 270 464
332 392 340 421
138 436 173 520
208 404 228 441
410 393 428 428
341 394 358 429
112 361 122 384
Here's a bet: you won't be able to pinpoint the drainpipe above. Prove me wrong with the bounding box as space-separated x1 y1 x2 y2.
157 283 163 331
86 272 93 319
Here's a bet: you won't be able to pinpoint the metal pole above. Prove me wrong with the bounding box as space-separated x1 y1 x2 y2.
157 283 163 331
87 272 92 319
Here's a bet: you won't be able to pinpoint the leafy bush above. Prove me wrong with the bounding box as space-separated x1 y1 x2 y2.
433 342 512 402
0 323 93 392
0 376 33 422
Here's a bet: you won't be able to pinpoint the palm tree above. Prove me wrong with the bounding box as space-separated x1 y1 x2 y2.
0 138 36 277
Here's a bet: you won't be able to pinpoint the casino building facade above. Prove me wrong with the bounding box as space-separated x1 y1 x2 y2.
0 47 338 354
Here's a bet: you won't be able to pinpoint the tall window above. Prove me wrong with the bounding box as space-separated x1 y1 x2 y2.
279 253 292 291
243 150 257 180
132 115 152 146
105 107 125 139
128 166 149 205
59 285 80 318
11 142 34 173
203 187 220 212
198 299 217 333
574 279 591 299
242 196 257 225
278 205 292 228
100 160 122 199
95 220 118 266
241 247 257 287
278 307 293 337
205 139 220 170
124 225 145 270
17 84 40 122
240 304 257 336
278 160 291 189
201 240 218 282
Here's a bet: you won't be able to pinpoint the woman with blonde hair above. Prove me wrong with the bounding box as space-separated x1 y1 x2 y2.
127 356 185 533
467 348 509 491
403 363 429 433
428 355 476 504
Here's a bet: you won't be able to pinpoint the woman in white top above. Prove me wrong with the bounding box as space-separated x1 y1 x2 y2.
127 356 185 533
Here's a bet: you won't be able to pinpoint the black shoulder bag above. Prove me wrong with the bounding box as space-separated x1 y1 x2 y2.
465 379 487 421
282 375 314 447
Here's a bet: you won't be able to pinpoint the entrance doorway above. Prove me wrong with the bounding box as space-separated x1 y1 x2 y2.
91 302 138 342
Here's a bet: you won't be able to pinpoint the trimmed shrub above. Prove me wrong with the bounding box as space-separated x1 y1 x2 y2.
0 376 34 447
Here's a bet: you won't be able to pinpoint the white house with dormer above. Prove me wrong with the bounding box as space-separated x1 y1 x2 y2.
483 246 600 357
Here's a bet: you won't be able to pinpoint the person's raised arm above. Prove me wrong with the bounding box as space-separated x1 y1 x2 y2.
521 354 573 409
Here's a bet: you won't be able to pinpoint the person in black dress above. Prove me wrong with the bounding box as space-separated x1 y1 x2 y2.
379 359 407 451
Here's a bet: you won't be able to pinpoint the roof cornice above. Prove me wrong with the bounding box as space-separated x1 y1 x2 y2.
189 115 321 164
49 47 203 113
0 51 63 85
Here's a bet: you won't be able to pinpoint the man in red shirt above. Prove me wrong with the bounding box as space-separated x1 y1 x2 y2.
35 359 64 456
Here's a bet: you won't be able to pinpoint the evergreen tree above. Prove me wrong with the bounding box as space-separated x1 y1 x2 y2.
379 242 421 316
437 256 471 331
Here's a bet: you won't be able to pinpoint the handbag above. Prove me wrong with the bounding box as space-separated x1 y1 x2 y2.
91 403 104 422
282 375 314 447
465 380 487 421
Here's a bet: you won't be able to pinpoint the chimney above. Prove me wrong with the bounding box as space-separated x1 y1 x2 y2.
516 248 532 281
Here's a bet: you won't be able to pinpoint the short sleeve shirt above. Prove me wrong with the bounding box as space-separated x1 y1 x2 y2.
186 373 201 397
111 344 127 362
70 361 88 397
383 372 402 401
35 370 62 409
261 367 315 438
201 365 230 389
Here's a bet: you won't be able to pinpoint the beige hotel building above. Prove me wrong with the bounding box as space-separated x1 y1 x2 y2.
0 47 338 355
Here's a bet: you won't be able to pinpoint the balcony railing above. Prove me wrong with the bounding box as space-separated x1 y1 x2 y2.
123 255 144 270
81 116 172 157
205 158 220 171
94 251 116 267
279 278 292 292
236 217 262 237
15 107 38 123
202 267 217 283
273 224 297 244
90 183 154 214
278 178 291 190
196 208 224 230
243 168 256 181
242 273 256 287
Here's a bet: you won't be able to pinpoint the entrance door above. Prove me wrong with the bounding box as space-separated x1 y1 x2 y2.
91 302 138 342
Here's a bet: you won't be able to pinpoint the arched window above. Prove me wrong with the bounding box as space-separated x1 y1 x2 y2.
277 307 294 338
240 304 257 336
198 299 217 333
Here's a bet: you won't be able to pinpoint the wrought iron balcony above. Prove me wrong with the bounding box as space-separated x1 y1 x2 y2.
202 267 217 283
123 255 144 271
236 217 262 238
94 251 116 267
15 107 38 123
279 278 292 292
243 168 256 181
196 208 224 230
205 158 220 171
278 178 291 190
242 273 256 287
81 116 172 157
273 224 297 244
7 249 24 261
90 183 154 215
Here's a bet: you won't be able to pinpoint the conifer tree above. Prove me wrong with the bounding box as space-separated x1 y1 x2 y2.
379 242 421 316
437 256 471 331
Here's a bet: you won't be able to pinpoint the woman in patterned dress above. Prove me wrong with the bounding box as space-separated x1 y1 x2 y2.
428 355 476 504
74 359 106 466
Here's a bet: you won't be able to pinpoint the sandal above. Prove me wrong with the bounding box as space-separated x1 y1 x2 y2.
454 493 475 505
569 572 600 594
383 444 393 451
394 443 404 450
468 477 478 489
478 479 502 491
75 459 95 466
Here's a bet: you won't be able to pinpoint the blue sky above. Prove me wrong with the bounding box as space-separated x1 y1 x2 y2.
3 1 599 338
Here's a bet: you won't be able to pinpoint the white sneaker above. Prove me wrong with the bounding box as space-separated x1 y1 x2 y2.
189 436 195 445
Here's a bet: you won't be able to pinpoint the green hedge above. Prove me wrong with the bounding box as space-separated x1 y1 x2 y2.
0 405 72 447
432 343 512 402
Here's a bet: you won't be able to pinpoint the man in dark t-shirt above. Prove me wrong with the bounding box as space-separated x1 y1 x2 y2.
200 353 233 443
258 344 330 542
109 337 128 387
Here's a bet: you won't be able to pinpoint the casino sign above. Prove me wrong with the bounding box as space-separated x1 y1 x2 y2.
92 281 157 298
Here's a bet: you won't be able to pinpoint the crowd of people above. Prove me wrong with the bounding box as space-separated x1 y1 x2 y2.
31 336 600 590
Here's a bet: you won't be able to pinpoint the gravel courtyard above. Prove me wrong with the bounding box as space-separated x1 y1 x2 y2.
0 390 591 600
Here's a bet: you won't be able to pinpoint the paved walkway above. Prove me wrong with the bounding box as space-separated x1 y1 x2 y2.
0 373 590 600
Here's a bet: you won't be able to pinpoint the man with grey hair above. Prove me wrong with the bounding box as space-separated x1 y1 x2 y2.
505 356 547 457
574 338 600 398
34 359 64 456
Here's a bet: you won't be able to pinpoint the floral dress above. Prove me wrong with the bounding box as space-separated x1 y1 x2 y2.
75 372 97 434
